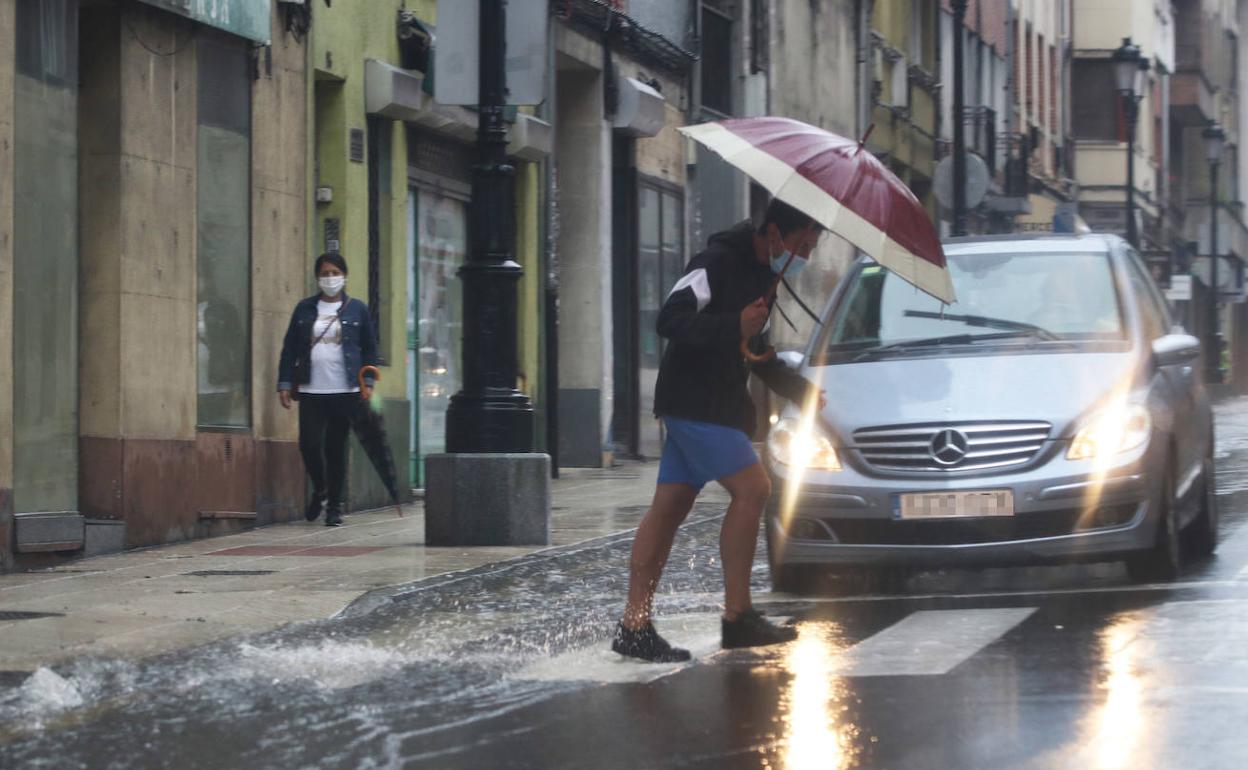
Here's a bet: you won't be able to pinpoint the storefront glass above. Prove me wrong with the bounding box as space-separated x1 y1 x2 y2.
196 36 252 428
408 188 467 483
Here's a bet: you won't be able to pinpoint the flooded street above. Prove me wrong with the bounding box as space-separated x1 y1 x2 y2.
5 399 1248 768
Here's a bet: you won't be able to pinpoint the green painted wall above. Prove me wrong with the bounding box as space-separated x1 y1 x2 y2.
310 0 547 502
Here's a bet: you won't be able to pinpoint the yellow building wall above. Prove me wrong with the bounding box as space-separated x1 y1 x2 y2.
311 0 546 460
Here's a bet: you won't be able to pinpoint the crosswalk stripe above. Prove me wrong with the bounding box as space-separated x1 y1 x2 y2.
513 607 1034 684
832 607 1036 677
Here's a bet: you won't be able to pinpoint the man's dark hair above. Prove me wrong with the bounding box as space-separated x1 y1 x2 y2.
757 199 820 237
315 252 348 275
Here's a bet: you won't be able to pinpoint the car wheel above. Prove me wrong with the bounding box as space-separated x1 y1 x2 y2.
1186 451 1219 558
1125 465 1182 583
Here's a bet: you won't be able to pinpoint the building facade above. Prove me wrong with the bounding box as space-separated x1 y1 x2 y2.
1 0 309 569
551 0 694 466
1071 0 1171 248
864 0 942 220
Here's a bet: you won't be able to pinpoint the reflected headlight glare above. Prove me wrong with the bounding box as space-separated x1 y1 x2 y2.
1067 404 1151 460
768 417 842 471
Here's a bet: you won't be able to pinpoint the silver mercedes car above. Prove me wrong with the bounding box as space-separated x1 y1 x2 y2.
764 234 1218 593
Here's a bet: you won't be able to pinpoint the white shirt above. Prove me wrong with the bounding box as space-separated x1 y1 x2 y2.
301 299 359 394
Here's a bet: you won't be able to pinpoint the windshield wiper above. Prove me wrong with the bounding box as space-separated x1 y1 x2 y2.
849 331 1058 362
902 310 1060 340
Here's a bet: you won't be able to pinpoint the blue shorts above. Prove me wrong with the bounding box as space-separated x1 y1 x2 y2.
657 417 760 491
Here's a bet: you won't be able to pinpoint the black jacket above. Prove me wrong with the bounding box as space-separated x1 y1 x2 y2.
653 221 815 437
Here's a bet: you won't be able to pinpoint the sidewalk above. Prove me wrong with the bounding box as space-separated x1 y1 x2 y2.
0 463 727 673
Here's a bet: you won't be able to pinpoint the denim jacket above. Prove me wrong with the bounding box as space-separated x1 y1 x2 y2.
276 293 380 392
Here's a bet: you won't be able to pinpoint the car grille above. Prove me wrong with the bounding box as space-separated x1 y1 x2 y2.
853 421 1052 472
818 504 1138 545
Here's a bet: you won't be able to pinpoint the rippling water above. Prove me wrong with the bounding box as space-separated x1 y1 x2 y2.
0 504 742 769
1215 397 1248 493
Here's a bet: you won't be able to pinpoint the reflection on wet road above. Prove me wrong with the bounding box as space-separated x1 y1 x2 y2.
5 400 1248 768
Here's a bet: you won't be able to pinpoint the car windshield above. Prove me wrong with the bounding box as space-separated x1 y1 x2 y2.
821 251 1124 361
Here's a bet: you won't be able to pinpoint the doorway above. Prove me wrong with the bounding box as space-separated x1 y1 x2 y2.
611 158 685 460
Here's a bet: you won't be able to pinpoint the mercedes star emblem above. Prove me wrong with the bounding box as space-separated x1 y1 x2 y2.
930 429 970 466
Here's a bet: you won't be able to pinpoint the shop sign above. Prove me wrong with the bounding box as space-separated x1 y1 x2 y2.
138 0 271 44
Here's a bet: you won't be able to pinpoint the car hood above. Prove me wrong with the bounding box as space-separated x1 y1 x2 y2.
806 348 1141 440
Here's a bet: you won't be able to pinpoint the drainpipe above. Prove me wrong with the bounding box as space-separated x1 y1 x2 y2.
857 0 872 139
544 9 560 477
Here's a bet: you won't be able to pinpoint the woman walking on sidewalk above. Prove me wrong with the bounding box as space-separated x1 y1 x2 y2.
277 253 379 527
612 200 826 662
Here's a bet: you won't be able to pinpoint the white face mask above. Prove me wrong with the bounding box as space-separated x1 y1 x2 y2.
318 275 345 296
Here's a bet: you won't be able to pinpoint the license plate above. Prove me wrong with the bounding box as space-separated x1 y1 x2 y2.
896 490 1014 520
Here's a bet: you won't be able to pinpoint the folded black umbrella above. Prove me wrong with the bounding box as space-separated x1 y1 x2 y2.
352 366 405 518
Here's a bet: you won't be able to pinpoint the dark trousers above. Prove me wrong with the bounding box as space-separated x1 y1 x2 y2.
298 393 357 506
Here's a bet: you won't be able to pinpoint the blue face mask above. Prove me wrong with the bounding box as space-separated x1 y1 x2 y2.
770 250 807 280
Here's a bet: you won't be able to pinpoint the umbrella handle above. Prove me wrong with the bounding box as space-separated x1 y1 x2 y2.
740 259 789 365
358 365 381 400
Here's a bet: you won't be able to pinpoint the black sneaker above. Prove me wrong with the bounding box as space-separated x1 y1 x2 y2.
722 609 798 649
324 504 343 527
304 494 326 522
611 622 691 663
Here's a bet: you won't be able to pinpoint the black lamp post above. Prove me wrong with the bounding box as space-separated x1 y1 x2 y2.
1204 121 1227 384
951 0 968 236
445 0 536 453
1112 38 1149 249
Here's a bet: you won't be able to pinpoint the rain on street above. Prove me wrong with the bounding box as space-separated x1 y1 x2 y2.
3 397 1248 769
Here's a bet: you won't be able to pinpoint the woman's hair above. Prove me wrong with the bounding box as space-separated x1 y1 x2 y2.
757 199 822 237
315 252 348 275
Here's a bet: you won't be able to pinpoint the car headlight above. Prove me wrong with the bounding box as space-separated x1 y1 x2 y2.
1067 404 1151 460
768 417 842 471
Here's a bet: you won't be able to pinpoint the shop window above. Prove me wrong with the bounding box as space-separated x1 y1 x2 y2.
408 187 468 482
196 36 252 428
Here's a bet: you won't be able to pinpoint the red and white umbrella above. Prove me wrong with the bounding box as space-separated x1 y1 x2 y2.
679 117 955 304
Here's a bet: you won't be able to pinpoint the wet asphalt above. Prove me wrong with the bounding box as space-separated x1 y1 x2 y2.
5 402 1248 769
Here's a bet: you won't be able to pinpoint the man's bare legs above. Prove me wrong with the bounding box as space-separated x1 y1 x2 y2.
621 482 699 630
621 461 772 628
715 462 771 621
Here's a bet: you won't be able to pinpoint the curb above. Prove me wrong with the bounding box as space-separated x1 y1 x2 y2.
336 505 725 619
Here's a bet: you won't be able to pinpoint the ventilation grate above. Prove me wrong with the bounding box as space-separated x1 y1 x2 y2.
349 128 365 163
0 611 65 622
184 570 277 577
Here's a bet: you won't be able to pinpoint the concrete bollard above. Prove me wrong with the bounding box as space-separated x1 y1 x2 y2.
424 453 551 546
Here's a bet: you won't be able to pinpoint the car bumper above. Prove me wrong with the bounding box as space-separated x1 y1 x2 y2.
765 445 1162 569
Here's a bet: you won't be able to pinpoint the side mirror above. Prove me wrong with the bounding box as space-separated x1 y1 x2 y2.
776 350 805 370
1152 334 1201 367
